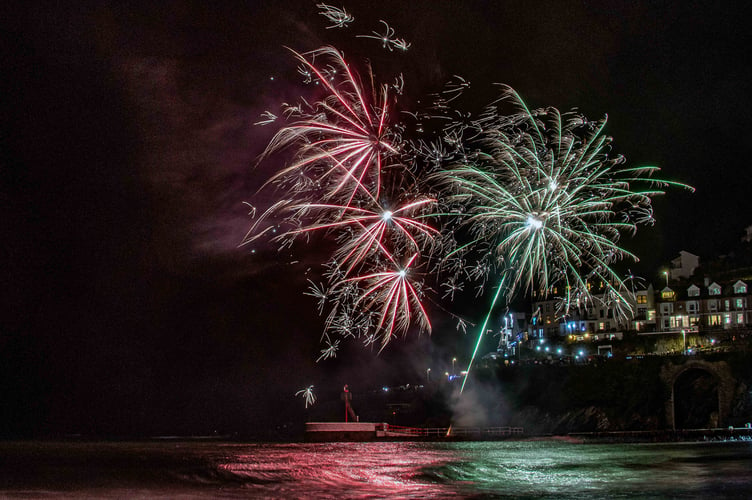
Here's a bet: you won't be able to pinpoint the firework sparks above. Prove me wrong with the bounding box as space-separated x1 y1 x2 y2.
357 20 411 51
434 85 692 311
317 3 354 29
428 84 692 391
273 198 438 276
261 46 399 207
340 253 431 350
295 385 316 408
254 111 278 126
317 340 340 361
246 5 690 364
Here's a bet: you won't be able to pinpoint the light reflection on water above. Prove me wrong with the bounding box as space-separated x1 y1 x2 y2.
1 440 751 498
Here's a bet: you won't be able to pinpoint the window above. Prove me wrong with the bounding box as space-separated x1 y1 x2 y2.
669 316 688 328
724 314 731 324
736 298 744 308
637 295 647 304
688 286 700 297
737 313 744 324
725 300 730 310
661 290 675 300
709 284 721 296
734 282 748 294
709 314 721 326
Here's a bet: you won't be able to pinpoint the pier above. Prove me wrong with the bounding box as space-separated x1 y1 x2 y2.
305 422 524 441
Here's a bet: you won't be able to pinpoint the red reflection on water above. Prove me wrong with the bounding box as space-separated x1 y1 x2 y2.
217 443 457 498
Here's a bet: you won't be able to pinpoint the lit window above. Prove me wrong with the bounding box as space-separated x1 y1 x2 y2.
737 313 744 324
709 284 721 296
734 282 747 294
688 286 700 297
736 298 744 308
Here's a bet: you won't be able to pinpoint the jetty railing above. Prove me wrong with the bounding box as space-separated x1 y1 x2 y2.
378 424 524 438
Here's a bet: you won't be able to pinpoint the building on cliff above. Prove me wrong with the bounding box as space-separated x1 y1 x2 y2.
527 275 750 342
654 279 751 333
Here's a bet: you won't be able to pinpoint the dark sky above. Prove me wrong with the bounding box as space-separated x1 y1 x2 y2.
1 1 750 437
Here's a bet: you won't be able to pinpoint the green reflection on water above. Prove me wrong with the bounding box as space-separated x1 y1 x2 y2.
415 440 752 498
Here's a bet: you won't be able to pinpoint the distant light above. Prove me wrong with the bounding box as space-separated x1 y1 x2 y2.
579 350 584 356
382 387 389 392
398 269 406 278
557 348 562 354
526 215 543 230
536 346 541 351
382 210 393 221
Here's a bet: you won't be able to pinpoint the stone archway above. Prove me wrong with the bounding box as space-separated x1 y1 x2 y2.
659 360 735 430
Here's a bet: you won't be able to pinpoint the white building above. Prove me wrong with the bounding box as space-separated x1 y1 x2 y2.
668 250 700 280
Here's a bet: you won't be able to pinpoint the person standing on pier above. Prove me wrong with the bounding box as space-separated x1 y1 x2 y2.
341 385 358 422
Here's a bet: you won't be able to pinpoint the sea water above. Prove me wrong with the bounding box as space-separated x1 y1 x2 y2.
1 440 751 498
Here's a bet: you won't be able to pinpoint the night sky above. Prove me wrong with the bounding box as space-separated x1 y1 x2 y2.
1 1 750 438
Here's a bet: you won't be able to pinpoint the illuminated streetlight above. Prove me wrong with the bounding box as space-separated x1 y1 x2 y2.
663 271 669 288
681 329 686 355
452 357 457 373
426 368 431 382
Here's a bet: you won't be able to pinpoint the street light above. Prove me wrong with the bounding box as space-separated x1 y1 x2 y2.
663 271 669 288
426 368 431 382
452 357 457 373
681 329 686 355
